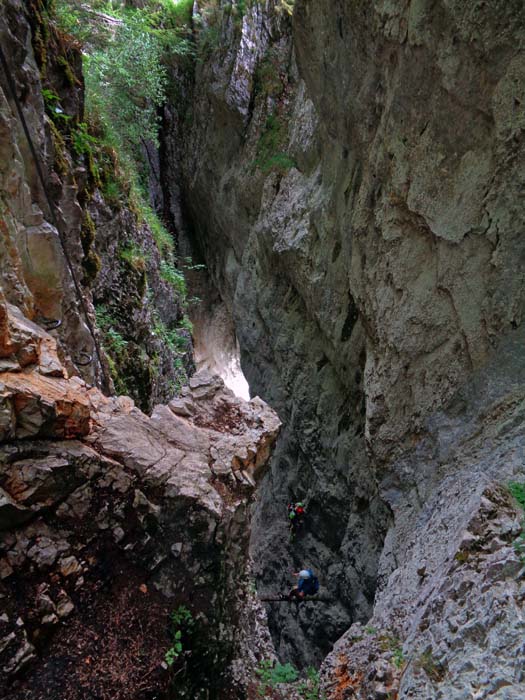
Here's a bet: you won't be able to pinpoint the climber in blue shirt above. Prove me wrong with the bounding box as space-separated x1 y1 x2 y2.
286 569 320 600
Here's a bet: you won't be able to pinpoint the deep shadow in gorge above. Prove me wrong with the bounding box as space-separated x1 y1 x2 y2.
172 210 392 669
155 0 525 688
154 1 394 670
4 0 525 698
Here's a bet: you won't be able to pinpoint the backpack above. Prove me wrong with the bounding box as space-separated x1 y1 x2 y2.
303 569 319 595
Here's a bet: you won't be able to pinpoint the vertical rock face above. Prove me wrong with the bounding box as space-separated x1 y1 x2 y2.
0 295 281 699
0 0 191 412
168 0 525 685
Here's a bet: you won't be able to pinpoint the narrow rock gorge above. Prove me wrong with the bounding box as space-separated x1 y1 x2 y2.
1 0 525 699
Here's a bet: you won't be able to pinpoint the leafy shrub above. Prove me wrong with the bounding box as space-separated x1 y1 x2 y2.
160 260 186 295
163 0 194 28
153 317 191 354
71 122 98 157
256 659 298 696
165 605 194 666
84 19 167 153
509 481 525 511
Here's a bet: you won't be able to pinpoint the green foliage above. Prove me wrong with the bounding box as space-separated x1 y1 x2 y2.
509 481 525 511
42 87 60 108
256 659 298 696
119 242 147 271
80 210 101 283
178 315 193 333
254 49 284 98
253 113 296 175
71 122 98 156
84 21 166 152
170 605 193 628
391 644 405 669
165 605 194 666
54 0 192 175
106 327 128 353
153 317 191 354
57 55 79 86
95 303 131 394
297 667 326 700
378 635 405 669
183 256 206 271
48 119 68 176
160 260 187 295
508 482 525 565
143 205 174 254
454 550 470 564
163 0 194 28
95 305 127 351
53 1 96 43
101 176 120 205
42 87 71 126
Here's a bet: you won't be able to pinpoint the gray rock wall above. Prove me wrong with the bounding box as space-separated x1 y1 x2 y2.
171 0 525 681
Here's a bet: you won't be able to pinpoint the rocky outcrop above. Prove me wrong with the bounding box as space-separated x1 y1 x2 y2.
0 0 191 412
166 0 525 687
0 295 281 699
3 0 525 697
323 320 525 700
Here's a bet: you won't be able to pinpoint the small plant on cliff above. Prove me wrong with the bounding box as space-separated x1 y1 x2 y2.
508 482 525 563
256 659 298 696
95 304 128 354
509 481 525 511
119 242 147 271
379 635 405 669
414 650 446 683
160 260 187 296
165 605 194 666
253 113 296 176
297 667 326 700
71 121 99 157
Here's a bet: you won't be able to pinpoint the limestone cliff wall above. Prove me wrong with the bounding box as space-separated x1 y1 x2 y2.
0 0 191 413
0 295 280 699
170 0 525 691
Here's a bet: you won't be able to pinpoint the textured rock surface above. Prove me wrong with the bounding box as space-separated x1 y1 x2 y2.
0 299 280 699
0 0 191 411
167 0 525 687
3 0 525 697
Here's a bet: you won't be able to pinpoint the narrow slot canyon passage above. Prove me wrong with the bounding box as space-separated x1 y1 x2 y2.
179 237 390 671
178 237 250 401
2 1 525 699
